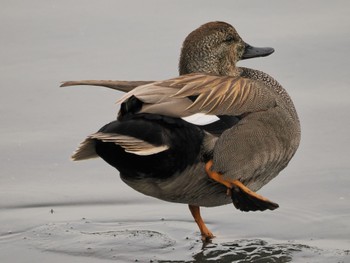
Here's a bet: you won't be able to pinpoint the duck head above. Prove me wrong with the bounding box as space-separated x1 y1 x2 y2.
179 21 274 76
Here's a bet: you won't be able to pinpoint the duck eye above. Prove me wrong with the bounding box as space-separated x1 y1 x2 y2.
224 35 235 43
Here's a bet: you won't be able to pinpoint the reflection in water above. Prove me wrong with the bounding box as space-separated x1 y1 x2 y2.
164 239 298 263
162 239 350 263
162 240 350 263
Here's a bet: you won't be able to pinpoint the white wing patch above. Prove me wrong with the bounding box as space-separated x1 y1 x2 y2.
182 113 220 125
90 132 169 156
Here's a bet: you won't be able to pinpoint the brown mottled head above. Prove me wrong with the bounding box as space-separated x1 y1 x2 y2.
179 21 274 76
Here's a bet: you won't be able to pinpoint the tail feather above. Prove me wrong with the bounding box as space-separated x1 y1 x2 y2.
71 131 169 161
90 132 169 156
71 137 98 161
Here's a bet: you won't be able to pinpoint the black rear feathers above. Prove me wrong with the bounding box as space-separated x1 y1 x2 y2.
95 114 205 180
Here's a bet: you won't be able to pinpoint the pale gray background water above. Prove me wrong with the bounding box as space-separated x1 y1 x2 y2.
0 1 349 262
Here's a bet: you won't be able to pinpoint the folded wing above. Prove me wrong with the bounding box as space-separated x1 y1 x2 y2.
118 73 277 118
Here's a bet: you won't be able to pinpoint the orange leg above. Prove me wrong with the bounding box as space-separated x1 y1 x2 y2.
188 204 214 241
205 160 279 212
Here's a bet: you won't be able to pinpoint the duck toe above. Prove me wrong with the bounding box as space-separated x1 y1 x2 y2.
230 184 279 212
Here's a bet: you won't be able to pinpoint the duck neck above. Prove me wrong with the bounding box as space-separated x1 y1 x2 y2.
223 66 243 77
179 58 241 77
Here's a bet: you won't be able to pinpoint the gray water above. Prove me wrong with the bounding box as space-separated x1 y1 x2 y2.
0 1 349 262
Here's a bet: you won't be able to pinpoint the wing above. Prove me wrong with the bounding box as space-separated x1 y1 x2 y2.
118 73 277 118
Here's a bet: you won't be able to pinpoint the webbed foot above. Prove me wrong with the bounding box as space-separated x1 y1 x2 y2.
205 160 279 212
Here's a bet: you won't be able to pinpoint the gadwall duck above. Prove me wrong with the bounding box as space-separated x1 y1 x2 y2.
62 21 301 240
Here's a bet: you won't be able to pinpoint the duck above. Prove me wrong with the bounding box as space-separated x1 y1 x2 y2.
61 21 301 241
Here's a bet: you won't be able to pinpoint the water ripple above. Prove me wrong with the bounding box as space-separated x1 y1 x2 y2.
9 220 348 262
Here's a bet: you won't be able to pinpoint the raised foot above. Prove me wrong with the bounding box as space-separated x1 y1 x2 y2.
205 160 279 212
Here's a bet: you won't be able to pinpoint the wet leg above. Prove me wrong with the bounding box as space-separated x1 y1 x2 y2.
188 204 214 241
